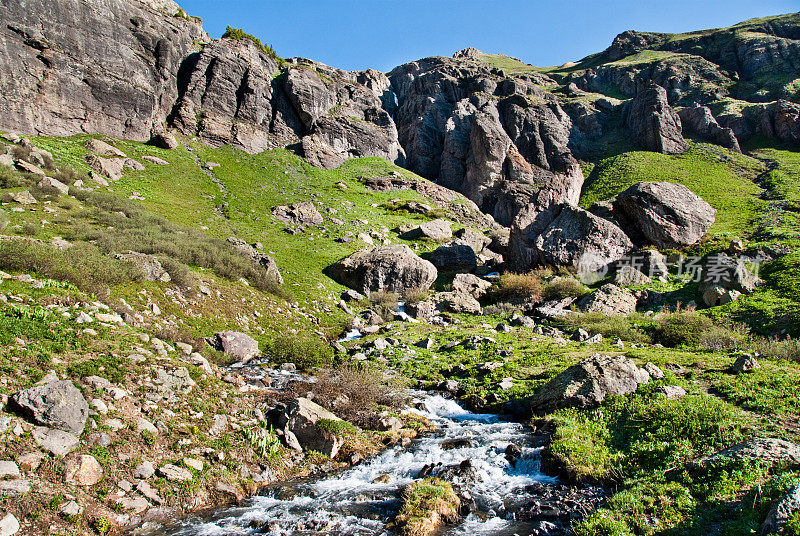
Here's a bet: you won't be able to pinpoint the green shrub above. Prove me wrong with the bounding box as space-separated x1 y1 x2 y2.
563 312 652 343
221 26 281 61
654 311 714 347
0 165 26 188
492 272 543 303
267 333 332 369
543 276 588 300
0 239 141 295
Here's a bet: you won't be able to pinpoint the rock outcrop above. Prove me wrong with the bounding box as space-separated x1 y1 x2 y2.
627 84 688 154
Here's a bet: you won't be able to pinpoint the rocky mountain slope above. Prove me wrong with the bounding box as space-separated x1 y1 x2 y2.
1 2 800 536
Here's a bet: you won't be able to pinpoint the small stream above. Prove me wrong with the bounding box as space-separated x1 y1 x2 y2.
146 393 565 536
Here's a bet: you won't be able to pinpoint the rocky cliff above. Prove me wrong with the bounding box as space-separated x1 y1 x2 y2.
1 1 800 271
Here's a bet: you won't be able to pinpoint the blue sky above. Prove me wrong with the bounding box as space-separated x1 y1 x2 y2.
178 1 800 72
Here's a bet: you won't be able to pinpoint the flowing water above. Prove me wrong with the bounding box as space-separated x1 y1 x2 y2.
146 393 560 536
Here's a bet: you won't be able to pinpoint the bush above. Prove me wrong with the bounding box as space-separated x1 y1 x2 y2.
267 333 332 369
492 272 543 303
699 322 749 351
654 310 714 347
543 276 588 300
0 165 26 188
369 290 399 321
562 312 652 343
0 239 141 295
312 363 407 427
221 26 281 61
395 478 460 536
751 336 800 361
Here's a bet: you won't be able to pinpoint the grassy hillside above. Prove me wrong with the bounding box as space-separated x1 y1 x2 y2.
580 142 766 238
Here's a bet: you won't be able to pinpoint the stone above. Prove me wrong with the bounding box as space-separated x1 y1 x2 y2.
95 313 123 323
183 457 203 471
271 201 323 227
643 362 665 380
226 237 283 284
207 331 260 363
6 191 37 205
280 398 344 458
17 453 45 472
376 415 402 433
328 244 437 294
453 228 491 254
430 242 477 273
451 273 491 299
700 438 800 467
85 139 126 157
577 284 638 316
115 251 171 282
529 354 650 413
33 426 80 456
136 417 158 435
699 253 761 305
133 461 155 480
59 500 83 517
400 218 452 241
0 513 19 536
209 414 228 436
116 496 151 514
0 462 19 480
214 480 244 502
64 455 103 486
535 205 633 274
415 338 434 349
149 132 178 150
142 155 169 165
627 83 687 154
158 464 193 482
614 265 651 286
9 380 89 435
341 289 365 302
0 480 30 498
37 176 69 195
613 182 716 248
654 385 687 399
432 291 482 315
732 353 760 373
761 484 800 535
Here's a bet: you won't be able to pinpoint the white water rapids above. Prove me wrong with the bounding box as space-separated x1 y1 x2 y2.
145 394 558 536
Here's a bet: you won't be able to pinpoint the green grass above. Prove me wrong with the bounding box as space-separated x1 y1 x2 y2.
580 143 765 237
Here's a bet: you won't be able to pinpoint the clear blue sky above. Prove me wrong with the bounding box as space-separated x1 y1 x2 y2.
178 0 800 72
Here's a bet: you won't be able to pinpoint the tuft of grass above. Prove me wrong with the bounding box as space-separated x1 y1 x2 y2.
395 478 460 536
221 26 281 62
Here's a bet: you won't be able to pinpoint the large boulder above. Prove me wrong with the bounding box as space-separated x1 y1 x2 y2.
613 182 716 248
529 354 650 413
627 83 688 154
9 380 88 435
534 205 634 272
206 331 259 363
451 273 492 299
280 398 344 458
430 242 477 273
432 292 482 315
327 244 437 294
698 253 761 307
400 219 453 241
577 284 638 315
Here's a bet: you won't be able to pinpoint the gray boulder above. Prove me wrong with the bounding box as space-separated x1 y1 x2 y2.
432 292 482 315
10 380 88 435
328 244 437 294
732 353 760 374
207 331 259 363
535 205 634 272
577 284 638 315
761 484 800 535
400 219 453 241
453 228 491 254
699 253 761 306
614 265 651 286
430 242 477 273
271 201 323 227
451 273 492 299
627 83 688 154
280 398 344 458
613 182 716 248
529 354 650 413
